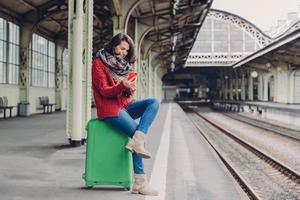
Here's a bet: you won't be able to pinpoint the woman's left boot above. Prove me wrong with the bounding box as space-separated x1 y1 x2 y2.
125 130 151 159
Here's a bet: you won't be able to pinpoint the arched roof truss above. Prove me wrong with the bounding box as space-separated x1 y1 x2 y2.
126 0 213 71
186 9 272 67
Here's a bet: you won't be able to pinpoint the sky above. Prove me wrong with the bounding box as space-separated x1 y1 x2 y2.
211 0 300 32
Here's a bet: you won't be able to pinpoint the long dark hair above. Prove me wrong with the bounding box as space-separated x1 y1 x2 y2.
104 33 136 65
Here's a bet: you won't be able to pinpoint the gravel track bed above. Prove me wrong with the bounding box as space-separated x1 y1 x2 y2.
196 107 300 173
187 112 300 200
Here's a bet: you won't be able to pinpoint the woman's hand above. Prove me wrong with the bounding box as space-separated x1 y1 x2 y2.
130 78 137 93
122 78 136 92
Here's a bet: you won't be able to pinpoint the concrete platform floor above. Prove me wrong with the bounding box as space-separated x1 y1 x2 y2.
0 103 246 200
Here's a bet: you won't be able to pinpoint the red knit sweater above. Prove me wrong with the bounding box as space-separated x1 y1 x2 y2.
92 58 134 120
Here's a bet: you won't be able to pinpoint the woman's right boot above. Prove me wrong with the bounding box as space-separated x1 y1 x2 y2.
125 130 151 159
132 174 159 196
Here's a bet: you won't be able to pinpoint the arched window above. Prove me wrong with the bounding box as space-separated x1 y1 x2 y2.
191 18 260 54
187 10 271 67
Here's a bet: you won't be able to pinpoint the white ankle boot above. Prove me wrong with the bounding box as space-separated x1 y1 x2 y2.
132 174 159 196
125 131 151 159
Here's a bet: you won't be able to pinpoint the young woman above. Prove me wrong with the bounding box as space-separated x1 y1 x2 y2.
92 33 159 196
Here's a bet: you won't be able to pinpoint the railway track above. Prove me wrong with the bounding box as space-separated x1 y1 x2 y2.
186 107 300 200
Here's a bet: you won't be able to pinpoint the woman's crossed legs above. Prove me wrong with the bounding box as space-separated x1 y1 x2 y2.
104 98 159 174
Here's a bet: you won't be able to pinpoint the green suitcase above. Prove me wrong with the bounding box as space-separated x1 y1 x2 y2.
82 119 133 189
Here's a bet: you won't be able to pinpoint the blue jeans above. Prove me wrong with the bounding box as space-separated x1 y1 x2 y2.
104 98 160 174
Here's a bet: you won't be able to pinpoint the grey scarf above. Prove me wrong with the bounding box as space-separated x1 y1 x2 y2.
96 48 132 83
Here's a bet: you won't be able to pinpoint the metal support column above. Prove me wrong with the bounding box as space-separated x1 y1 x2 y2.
241 74 246 100
148 51 152 97
224 77 228 99
288 70 296 103
67 0 93 146
113 16 124 36
55 42 64 111
82 0 94 141
248 75 253 100
19 24 33 106
70 0 83 146
235 78 239 100
133 17 139 99
258 74 263 100
263 74 270 101
229 78 233 100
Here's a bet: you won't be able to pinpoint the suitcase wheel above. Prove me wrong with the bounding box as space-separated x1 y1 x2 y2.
86 186 94 189
125 187 131 191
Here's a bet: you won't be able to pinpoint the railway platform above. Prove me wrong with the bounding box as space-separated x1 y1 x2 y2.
0 102 245 200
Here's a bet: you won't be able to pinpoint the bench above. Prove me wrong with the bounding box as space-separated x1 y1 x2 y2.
39 96 56 114
0 96 14 118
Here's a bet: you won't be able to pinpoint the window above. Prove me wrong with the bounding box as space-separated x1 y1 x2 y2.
213 20 229 53
62 48 68 89
8 22 20 84
214 20 227 29
193 30 212 53
197 42 212 53
214 41 228 52
193 20 213 53
230 24 243 52
0 18 20 84
198 30 212 40
245 33 255 52
48 42 55 88
31 34 55 88
214 31 228 41
230 40 243 52
202 18 212 29
230 25 243 40
0 18 7 83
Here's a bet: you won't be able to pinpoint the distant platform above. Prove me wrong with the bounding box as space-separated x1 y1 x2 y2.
212 100 300 128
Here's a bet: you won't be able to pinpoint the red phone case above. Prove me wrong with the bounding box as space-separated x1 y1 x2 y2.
128 71 137 81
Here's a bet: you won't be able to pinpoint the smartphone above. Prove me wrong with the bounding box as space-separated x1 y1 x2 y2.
128 71 137 81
